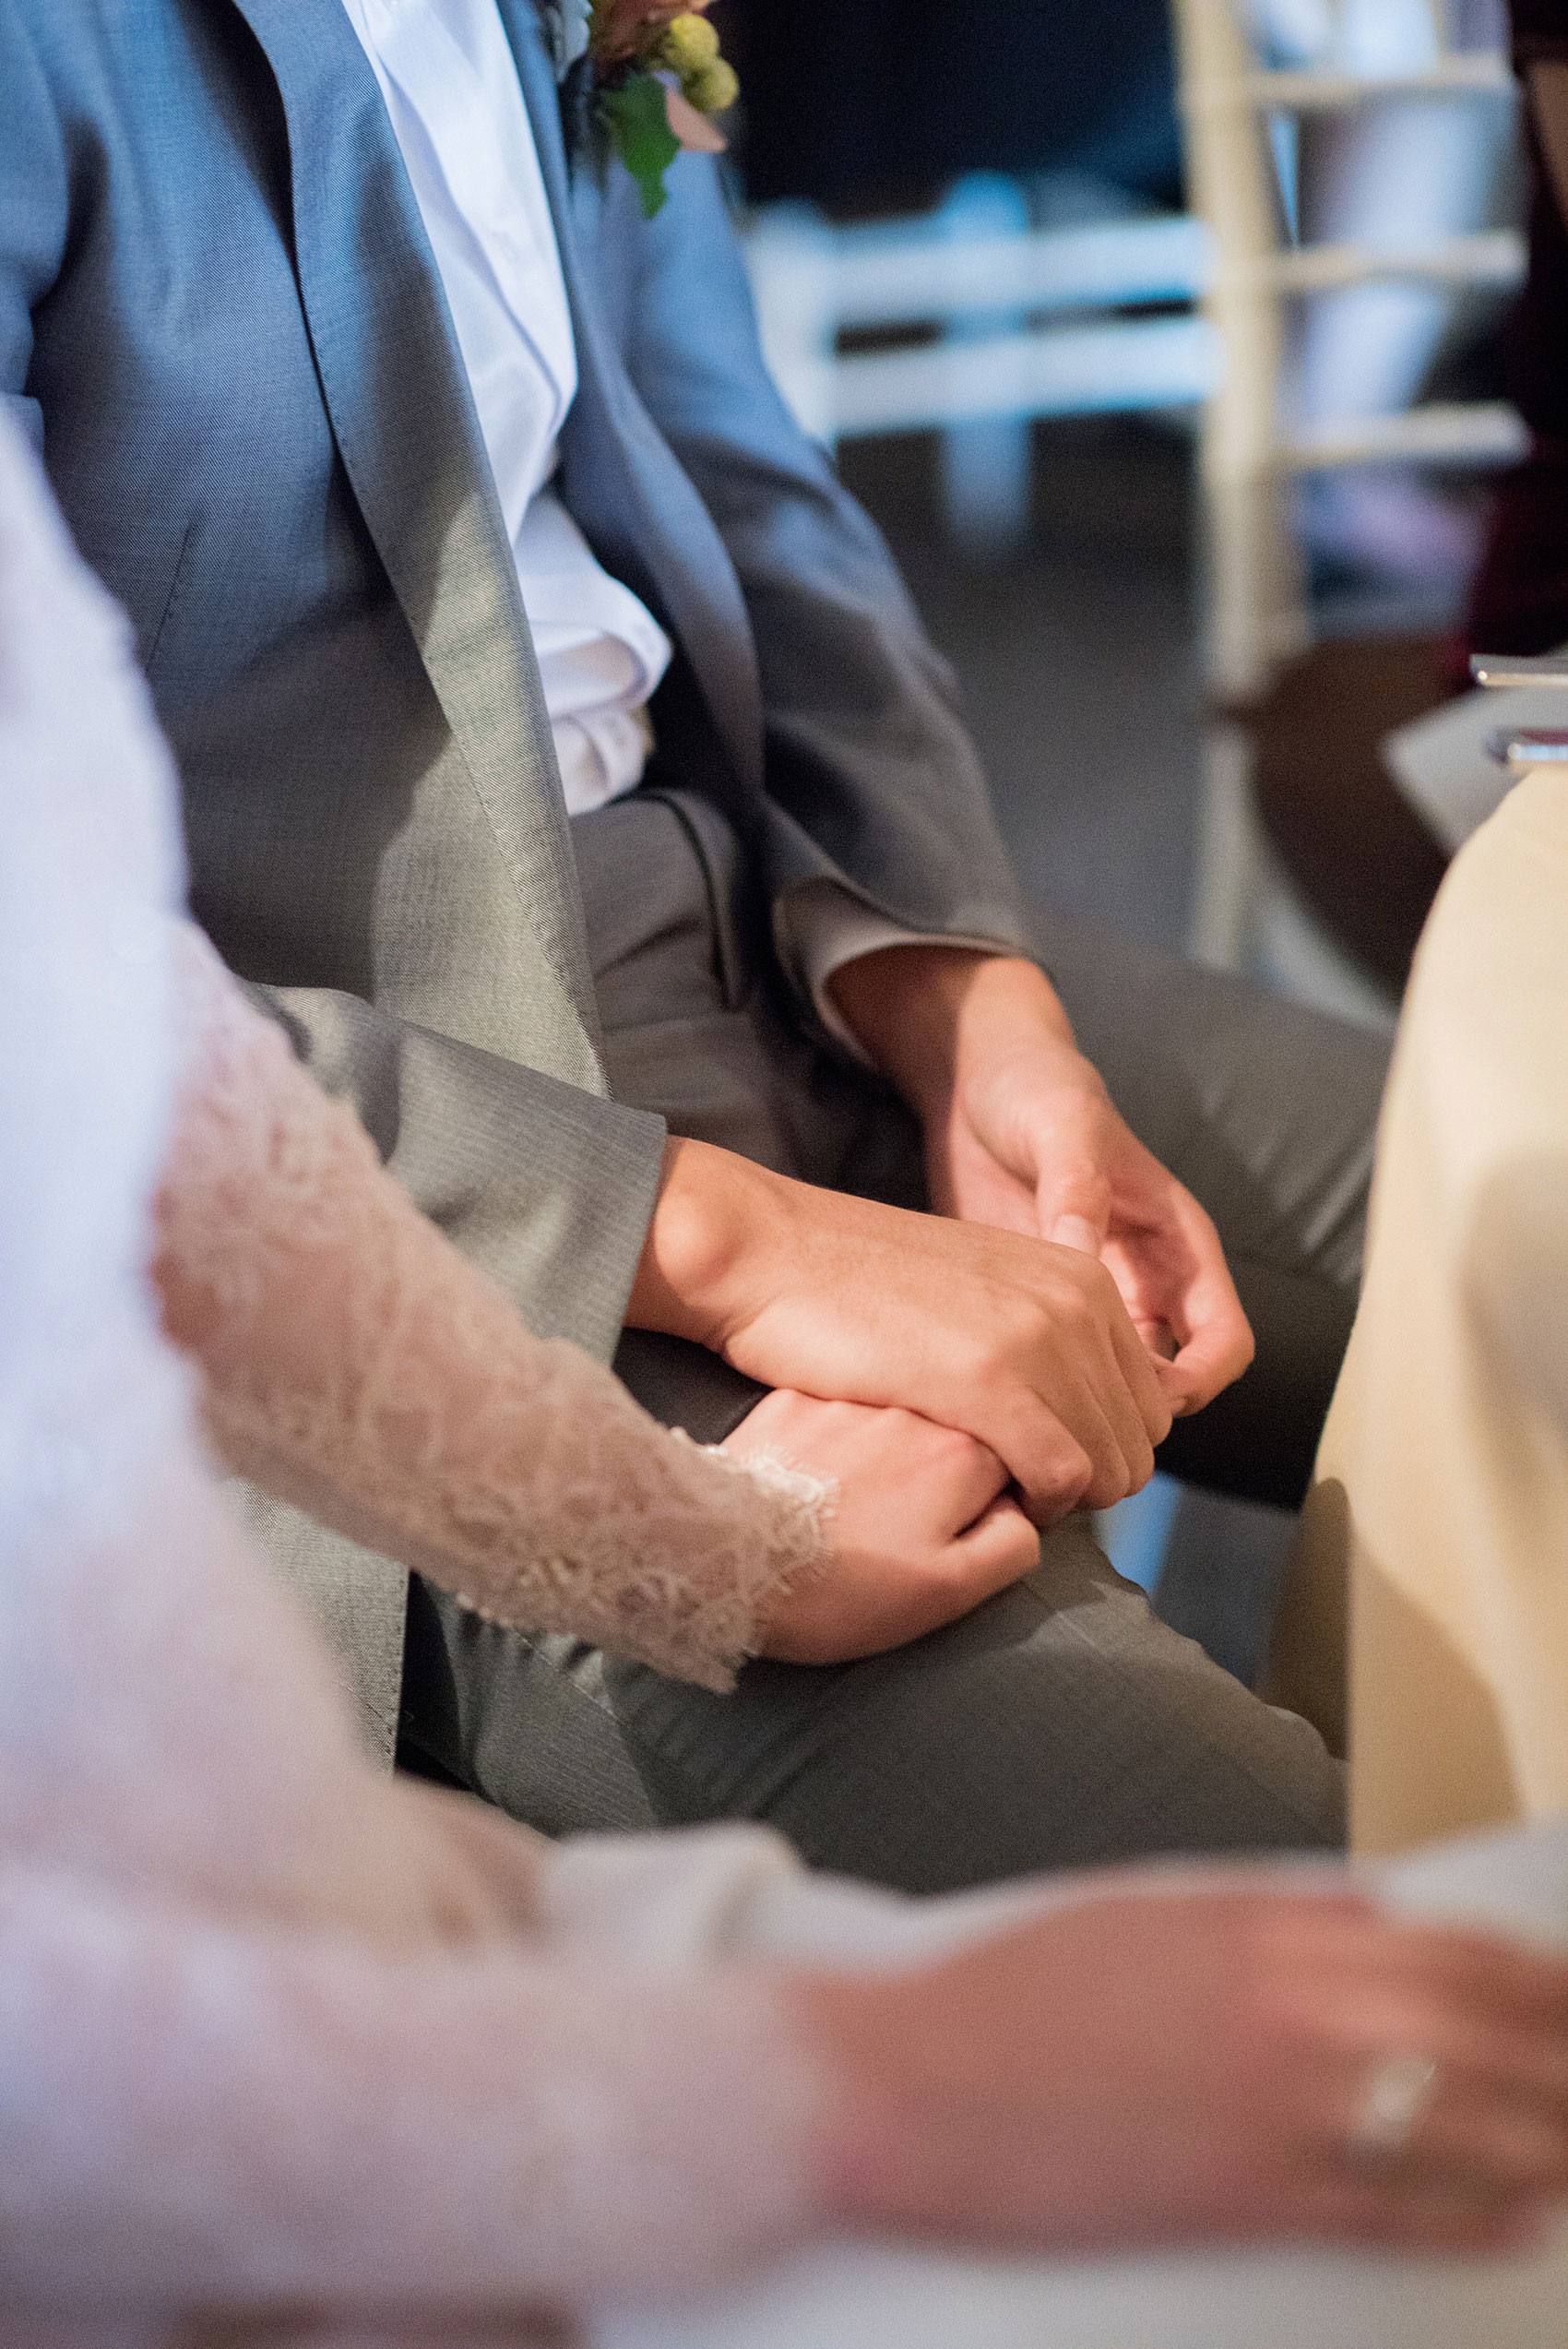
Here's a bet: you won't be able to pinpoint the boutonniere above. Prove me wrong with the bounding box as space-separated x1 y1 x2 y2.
540 0 741 220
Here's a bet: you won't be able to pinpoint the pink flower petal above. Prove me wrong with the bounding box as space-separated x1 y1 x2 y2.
664 83 727 153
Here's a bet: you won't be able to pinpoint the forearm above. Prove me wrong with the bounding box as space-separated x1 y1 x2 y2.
154 928 827 1691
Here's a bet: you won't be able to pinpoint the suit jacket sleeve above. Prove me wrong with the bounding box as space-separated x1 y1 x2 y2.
251 984 664 1364
622 154 1031 960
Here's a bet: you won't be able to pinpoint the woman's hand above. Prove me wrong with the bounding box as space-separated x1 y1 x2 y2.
723 1389 1039 1665
793 1884 1568 2254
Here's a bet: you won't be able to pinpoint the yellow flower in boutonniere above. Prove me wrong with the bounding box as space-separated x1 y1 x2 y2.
588 0 741 219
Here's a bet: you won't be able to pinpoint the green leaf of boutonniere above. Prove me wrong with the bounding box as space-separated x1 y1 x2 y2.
600 72 681 219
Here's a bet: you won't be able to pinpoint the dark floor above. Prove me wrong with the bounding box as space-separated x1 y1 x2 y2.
838 416 1296 1687
839 415 1203 956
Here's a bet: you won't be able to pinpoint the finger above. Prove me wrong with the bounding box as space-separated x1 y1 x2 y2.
1051 1267 1168 1472
940 1495 1042 1603
1348 1924 1568 2053
1105 1185 1251 1418
1161 1257 1254 1413
1051 1211 1105 1256
1034 1157 1112 1258
1292 2174 1558 2257
942 1295 1148 1516
834 1499 1040 1660
1101 1292 1174 1451
830 1503 1041 1653
1393 1927 1568 2029
1037 1356 1147 1511
1317 2021 1568 2199
1080 1378 1155 1508
1398 2088 1568 2200
968 1385 1096 1524
1368 2000 1568 2140
929 1422 1015 1532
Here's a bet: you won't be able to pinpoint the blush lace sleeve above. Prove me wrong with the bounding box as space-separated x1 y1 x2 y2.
152 925 831 1693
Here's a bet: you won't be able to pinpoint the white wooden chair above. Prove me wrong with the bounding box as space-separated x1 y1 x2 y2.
742 176 1223 553
1172 0 1527 1012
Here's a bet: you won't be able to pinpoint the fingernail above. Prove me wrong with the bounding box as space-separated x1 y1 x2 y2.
1051 1215 1101 1255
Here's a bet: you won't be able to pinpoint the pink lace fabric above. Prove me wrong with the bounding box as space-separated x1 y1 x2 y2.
0 414 833 2342
155 927 831 1693
0 1390 830 2343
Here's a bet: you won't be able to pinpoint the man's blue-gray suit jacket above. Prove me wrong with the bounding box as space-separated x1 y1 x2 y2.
0 0 1028 1745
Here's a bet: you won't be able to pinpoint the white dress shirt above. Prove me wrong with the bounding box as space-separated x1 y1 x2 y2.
339 0 949 1042
340 0 671 816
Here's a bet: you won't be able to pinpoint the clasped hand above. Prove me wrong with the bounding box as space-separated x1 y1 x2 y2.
637 1139 1171 1516
630 948 1255 1663
833 944 1255 1421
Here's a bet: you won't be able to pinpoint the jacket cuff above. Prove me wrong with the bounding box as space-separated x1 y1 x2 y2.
776 878 1023 1064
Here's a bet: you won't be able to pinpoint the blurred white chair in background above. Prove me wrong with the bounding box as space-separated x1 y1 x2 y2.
1173 0 1526 1019
742 173 1222 554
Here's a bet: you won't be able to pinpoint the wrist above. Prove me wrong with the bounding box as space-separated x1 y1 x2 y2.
829 948 1075 1124
785 1971 944 2241
625 1136 790 1352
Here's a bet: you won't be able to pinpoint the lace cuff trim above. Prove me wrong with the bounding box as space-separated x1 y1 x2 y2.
154 926 832 1690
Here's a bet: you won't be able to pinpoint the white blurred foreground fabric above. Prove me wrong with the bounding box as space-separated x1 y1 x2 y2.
1 411 1566 2347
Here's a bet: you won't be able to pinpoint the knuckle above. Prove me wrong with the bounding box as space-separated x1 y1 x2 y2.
1104 1466 1137 1511
956 1327 1006 1386
1049 1443 1095 1514
1005 1290 1052 1343
1084 1257 1123 1312
1051 1287 1096 1345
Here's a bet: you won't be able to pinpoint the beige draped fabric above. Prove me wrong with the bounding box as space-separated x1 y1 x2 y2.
1270 767 1568 1856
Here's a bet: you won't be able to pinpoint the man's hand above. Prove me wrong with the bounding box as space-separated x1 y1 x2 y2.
830 947 1254 1417
723 1390 1039 1663
794 1884 1568 2255
627 1137 1171 1522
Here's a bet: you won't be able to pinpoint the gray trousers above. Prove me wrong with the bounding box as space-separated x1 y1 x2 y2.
399 793 1387 1890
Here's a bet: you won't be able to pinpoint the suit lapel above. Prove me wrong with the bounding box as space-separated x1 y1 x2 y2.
498 0 766 793
223 0 605 1071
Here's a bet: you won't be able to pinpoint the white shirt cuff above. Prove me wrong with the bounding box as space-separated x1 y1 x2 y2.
778 879 1006 1065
